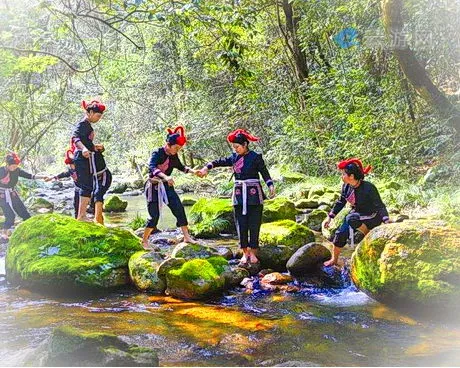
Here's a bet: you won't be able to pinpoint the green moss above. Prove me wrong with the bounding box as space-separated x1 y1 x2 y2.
128 251 165 293
351 221 460 310
308 185 327 198
27 197 54 211
6 214 142 289
259 220 315 249
189 198 234 237
280 171 308 184
263 197 298 222
206 256 229 274
104 195 128 212
190 218 232 238
169 257 227 282
165 257 227 299
301 209 328 232
170 242 219 259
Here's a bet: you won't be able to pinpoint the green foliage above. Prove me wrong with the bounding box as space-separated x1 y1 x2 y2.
128 213 145 231
0 0 458 186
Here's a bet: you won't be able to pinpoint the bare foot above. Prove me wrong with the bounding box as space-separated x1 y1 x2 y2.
249 255 259 264
323 259 337 267
240 255 248 263
78 216 93 223
183 236 194 243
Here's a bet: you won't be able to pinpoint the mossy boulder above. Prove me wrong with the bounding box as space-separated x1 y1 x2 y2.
128 251 166 293
170 242 220 259
26 197 54 212
280 171 307 184
321 207 351 240
263 197 297 222
317 192 340 206
308 185 327 198
181 196 197 206
104 195 128 212
23 326 159 366
221 267 250 288
260 220 315 248
295 199 319 209
301 209 328 232
258 220 315 271
189 198 234 238
165 256 228 300
157 257 186 283
286 243 331 276
351 220 460 312
6 214 142 291
110 182 128 194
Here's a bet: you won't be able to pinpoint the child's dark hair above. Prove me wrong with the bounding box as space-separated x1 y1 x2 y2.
344 162 364 181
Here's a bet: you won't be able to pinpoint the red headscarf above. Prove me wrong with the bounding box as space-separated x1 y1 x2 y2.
166 125 187 146
227 129 260 144
6 152 21 165
64 150 75 165
337 158 372 175
81 100 106 114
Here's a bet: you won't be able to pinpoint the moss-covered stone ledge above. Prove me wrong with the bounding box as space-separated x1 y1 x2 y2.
351 220 460 313
6 214 142 292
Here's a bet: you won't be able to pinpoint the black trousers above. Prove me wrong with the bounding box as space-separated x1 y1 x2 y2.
74 151 92 198
0 190 31 229
146 186 188 228
93 169 112 202
233 204 263 249
73 188 80 218
332 212 383 248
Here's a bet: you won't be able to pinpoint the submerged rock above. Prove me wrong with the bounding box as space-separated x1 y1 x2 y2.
23 326 159 366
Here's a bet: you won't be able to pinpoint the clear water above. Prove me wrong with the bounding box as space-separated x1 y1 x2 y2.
0 195 459 366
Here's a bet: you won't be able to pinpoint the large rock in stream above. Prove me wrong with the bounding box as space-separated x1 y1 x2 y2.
6 214 142 291
262 197 297 222
258 220 315 271
351 220 460 313
128 251 166 293
23 326 159 366
189 198 235 238
165 256 228 299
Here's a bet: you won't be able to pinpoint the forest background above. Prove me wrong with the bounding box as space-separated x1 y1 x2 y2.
0 0 459 223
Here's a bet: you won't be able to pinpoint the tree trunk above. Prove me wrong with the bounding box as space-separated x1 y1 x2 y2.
382 0 460 137
281 0 309 84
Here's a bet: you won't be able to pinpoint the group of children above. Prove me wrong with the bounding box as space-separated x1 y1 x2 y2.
0 99 391 266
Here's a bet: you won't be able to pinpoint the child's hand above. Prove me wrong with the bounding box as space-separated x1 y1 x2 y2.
324 217 332 229
268 186 275 199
